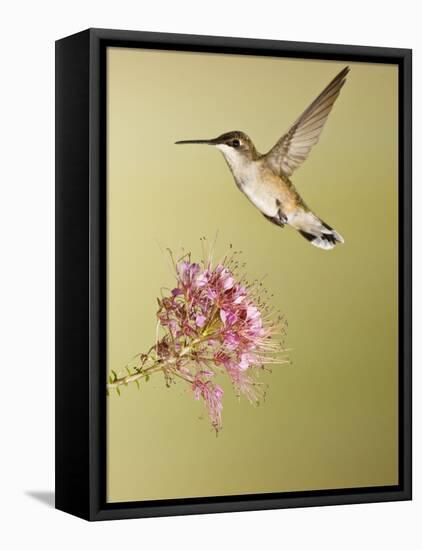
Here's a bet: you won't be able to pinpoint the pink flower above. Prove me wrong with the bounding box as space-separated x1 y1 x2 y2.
192 374 224 432
153 248 287 432
195 314 207 327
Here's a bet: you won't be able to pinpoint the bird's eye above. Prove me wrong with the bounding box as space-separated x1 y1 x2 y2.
231 139 240 148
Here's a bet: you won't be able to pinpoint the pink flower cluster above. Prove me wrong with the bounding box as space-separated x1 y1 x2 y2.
155 252 286 432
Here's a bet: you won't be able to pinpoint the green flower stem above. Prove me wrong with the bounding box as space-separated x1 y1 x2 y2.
107 364 162 389
107 335 218 392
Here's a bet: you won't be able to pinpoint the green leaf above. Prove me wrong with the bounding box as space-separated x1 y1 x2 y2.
135 380 140 390
111 370 117 382
116 386 121 396
125 366 131 376
145 374 150 382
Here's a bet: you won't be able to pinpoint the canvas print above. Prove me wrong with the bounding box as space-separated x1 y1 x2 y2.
106 48 398 503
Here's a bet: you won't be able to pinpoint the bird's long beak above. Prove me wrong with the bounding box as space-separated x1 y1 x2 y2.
175 138 217 145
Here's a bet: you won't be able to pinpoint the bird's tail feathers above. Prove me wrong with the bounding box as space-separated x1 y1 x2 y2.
296 212 344 250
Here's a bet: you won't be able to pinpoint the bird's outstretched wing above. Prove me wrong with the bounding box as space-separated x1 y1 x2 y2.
265 66 350 177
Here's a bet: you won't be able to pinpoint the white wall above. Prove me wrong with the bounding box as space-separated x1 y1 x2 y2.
0 1 419 548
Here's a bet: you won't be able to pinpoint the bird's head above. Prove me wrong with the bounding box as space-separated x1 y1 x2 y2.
175 131 258 167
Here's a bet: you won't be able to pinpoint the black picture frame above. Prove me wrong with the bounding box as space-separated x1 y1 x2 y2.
55 28 412 521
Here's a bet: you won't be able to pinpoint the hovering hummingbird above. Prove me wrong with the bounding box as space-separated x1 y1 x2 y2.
176 66 349 250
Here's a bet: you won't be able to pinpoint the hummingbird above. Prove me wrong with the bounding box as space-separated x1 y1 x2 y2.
176 66 349 250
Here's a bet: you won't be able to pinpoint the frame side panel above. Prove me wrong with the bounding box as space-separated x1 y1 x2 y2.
55 30 91 520
400 50 412 499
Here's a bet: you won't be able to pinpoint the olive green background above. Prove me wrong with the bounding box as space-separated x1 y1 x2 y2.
106 47 398 503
